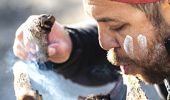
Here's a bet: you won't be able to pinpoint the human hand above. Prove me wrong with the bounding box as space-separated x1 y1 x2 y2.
13 15 72 63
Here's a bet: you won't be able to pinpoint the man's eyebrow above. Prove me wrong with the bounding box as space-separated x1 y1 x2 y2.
96 17 120 22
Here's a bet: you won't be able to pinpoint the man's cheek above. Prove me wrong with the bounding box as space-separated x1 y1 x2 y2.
123 34 149 61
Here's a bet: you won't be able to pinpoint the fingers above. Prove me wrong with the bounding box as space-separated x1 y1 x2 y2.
47 43 70 63
14 19 38 60
13 35 37 60
15 23 25 40
14 23 26 59
13 38 28 60
13 23 32 60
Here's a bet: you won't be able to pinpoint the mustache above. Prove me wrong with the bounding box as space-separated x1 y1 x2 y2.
107 49 135 66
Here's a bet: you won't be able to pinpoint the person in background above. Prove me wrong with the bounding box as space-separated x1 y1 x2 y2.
13 0 170 99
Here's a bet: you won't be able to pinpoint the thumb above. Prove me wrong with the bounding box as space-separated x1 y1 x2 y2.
48 43 60 56
47 42 71 63
48 47 57 56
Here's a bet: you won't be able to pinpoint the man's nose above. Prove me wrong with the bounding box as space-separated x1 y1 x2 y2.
99 32 120 50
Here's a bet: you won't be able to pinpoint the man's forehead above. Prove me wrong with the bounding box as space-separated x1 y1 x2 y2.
83 0 133 18
84 0 115 6
83 0 119 17
84 0 160 5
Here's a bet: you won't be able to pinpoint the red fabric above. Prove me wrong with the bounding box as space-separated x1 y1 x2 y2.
111 0 160 4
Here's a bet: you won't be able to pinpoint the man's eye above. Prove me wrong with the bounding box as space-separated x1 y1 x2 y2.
109 24 126 32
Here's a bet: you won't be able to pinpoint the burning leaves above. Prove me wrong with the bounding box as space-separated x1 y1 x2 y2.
23 14 55 62
13 14 55 100
13 61 42 100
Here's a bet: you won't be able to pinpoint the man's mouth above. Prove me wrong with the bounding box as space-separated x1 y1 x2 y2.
120 65 129 74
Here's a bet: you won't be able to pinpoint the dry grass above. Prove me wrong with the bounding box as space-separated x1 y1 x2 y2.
123 74 148 100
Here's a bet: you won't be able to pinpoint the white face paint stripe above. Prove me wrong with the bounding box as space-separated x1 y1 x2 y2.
123 35 134 58
137 34 148 55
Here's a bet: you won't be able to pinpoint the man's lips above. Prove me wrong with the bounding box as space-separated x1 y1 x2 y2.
120 65 129 74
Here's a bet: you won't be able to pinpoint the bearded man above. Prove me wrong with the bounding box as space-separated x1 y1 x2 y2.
13 0 170 99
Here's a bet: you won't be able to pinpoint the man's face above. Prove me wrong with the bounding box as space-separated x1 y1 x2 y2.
84 0 170 84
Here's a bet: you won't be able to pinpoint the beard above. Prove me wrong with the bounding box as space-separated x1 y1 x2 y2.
107 28 170 84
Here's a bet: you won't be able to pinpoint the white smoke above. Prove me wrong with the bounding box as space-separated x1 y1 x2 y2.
13 61 116 100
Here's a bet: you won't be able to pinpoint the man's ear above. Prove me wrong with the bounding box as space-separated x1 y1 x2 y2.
161 0 170 25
